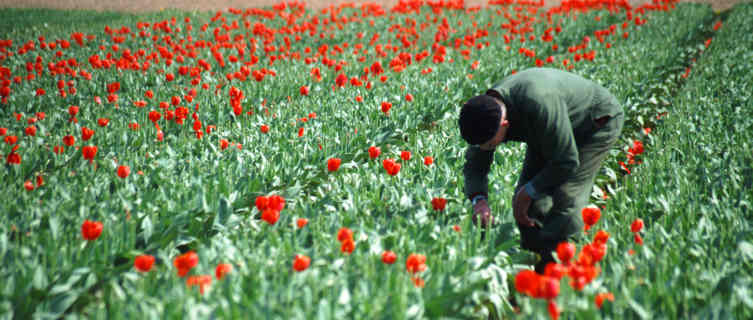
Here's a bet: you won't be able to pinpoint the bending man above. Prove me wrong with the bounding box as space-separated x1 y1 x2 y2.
458 68 624 273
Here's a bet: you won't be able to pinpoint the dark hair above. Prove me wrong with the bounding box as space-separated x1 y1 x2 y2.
458 95 502 145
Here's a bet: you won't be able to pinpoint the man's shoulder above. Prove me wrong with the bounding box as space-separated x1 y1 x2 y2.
496 68 563 91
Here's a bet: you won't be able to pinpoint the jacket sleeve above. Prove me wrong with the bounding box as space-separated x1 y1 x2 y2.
524 93 579 198
463 145 494 200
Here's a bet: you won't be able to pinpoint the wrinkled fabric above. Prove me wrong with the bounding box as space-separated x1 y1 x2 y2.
460 68 624 267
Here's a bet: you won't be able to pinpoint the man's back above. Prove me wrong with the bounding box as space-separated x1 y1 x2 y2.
487 67 621 144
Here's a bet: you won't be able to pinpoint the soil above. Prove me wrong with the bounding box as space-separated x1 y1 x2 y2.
0 0 743 13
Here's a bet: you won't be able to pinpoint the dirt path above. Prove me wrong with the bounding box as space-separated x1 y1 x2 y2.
0 0 743 12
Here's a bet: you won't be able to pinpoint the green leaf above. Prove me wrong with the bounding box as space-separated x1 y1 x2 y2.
738 241 753 262
48 215 59 241
141 215 153 244
735 281 753 309
46 291 80 317
627 298 651 319
214 197 231 231
337 287 351 305
32 266 48 291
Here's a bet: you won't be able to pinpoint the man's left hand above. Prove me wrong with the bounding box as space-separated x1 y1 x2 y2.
513 187 535 227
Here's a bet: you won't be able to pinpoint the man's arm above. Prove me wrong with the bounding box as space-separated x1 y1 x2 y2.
463 145 495 227
463 145 494 201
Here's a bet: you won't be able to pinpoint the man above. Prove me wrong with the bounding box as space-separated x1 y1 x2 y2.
458 68 624 272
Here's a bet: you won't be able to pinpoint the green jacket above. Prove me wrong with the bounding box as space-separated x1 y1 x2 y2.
463 68 623 200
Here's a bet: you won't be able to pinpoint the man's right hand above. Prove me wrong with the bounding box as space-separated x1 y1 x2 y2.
472 199 494 228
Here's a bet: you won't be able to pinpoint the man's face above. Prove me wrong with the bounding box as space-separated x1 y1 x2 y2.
478 118 508 151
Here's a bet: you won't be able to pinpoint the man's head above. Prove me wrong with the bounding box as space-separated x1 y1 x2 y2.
458 94 509 151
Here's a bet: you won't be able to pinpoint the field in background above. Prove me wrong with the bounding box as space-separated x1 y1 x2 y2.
0 0 745 12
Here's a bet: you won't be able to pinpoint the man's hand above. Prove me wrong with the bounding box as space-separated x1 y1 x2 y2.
472 199 494 228
513 188 535 227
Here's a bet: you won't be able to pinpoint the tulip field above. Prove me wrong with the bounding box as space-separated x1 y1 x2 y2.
1 0 752 318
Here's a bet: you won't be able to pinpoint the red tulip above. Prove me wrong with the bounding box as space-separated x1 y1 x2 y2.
68 105 79 116
260 125 270 133
173 251 199 277
24 125 36 136
423 156 434 166
541 276 560 299
6 147 21 165
5 135 18 145
581 206 601 231
400 150 411 161
107 82 120 93
405 253 427 273
261 209 280 225
81 127 94 141
405 93 414 102
556 242 575 264
149 110 161 123
186 275 212 294
255 196 269 211
382 250 397 264
634 233 643 245
299 85 309 96
267 195 285 211
631 218 644 233
117 165 130 178
630 140 644 155
97 118 109 127
215 263 232 280
431 197 447 211
382 158 401 176
296 218 309 229
593 230 610 245
327 158 341 172
81 145 98 163
81 220 103 241
381 101 392 115
293 254 310 272
544 263 567 279
24 180 34 191
515 270 539 296
368 146 381 159
335 73 347 87
340 238 355 254
134 255 155 272
337 227 353 243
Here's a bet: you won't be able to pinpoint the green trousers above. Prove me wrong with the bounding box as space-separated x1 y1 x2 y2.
516 113 624 271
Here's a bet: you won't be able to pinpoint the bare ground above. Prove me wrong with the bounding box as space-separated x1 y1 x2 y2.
0 0 744 13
